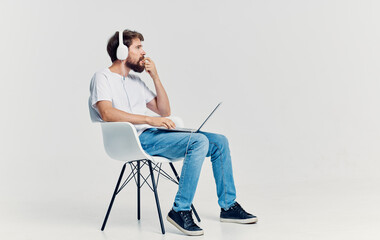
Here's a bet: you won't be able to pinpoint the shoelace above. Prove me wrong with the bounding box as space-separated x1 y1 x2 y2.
231 203 249 216
180 211 196 226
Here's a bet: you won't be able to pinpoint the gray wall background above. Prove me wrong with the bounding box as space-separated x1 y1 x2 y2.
0 0 379 237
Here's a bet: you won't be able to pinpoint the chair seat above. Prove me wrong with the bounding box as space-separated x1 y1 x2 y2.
151 156 184 163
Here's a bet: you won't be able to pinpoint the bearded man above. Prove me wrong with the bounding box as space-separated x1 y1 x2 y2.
89 29 257 236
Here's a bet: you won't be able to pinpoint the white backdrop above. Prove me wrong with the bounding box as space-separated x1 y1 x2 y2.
1 0 379 239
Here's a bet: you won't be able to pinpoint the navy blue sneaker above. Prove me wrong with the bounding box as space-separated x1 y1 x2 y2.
220 202 258 224
167 209 204 236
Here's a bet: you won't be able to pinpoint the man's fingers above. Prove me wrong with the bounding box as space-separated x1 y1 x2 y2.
165 121 172 129
165 120 175 129
158 118 175 129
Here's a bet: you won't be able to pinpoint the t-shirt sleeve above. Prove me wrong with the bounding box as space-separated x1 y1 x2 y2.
140 79 156 104
89 72 112 110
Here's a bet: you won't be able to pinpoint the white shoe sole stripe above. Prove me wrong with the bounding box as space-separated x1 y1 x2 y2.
220 217 258 224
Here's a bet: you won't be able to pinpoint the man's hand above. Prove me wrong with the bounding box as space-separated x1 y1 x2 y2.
144 57 159 80
147 116 176 129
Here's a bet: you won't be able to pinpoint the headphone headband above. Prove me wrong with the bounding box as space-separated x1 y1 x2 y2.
119 30 123 46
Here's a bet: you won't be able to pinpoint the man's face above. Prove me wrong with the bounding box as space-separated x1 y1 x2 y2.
126 38 146 73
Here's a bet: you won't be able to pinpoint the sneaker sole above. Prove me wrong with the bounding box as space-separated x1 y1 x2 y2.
220 217 258 224
166 215 204 236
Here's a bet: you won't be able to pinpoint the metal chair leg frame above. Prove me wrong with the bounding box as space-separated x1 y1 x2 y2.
148 160 165 234
101 160 199 234
169 162 201 222
137 160 141 220
101 163 127 231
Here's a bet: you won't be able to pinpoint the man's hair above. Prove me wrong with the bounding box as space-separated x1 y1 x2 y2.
106 29 144 62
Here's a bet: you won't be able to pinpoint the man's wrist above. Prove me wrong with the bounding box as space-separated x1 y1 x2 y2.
145 115 151 125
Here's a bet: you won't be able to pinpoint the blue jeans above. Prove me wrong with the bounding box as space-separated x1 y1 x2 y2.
139 128 237 212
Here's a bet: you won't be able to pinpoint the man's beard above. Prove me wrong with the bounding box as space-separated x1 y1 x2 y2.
126 57 145 73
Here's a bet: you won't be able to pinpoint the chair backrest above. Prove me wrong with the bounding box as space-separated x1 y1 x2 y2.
100 122 151 162
88 97 102 122
88 96 185 162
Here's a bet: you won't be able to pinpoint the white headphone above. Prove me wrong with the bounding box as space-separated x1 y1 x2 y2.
116 30 129 60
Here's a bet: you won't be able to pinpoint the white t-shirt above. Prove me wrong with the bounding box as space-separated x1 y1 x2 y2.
89 68 156 135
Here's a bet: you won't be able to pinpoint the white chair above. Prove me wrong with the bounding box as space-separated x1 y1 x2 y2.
96 120 201 234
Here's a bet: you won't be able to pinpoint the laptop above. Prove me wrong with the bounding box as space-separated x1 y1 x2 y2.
156 102 222 133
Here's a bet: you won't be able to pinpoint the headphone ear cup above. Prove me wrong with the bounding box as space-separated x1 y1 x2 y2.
117 45 129 60
116 30 128 60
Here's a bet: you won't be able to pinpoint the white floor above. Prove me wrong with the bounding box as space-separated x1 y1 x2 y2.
1 176 379 240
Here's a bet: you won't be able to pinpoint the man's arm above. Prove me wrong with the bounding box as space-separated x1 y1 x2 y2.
147 96 170 117
97 100 176 129
144 58 171 117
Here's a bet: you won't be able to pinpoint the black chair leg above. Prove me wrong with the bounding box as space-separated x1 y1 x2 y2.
169 162 201 222
137 160 141 220
101 163 126 231
148 161 165 234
